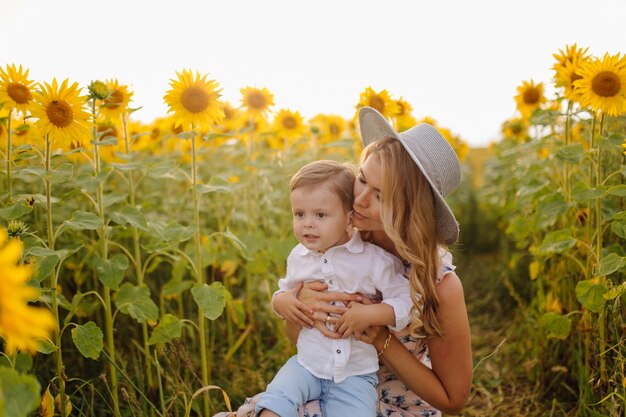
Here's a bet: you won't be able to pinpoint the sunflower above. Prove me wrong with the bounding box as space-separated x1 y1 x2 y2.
31 79 91 149
240 86 274 116
553 44 590 74
0 64 37 115
99 79 133 121
272 108 306 139
356 86 400 119
501 117 529 142
218 101 244 133
0 228 56 354
309 114 346 144
574 52 626 116
164 69 224 132
514 80 546 119
393 97 418 132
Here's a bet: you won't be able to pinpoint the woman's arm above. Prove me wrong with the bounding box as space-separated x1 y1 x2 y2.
364 273 472 415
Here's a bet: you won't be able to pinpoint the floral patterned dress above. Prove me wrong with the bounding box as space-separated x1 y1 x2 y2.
212 251 455 417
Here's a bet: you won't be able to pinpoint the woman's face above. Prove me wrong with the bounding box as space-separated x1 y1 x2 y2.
353 154 384 232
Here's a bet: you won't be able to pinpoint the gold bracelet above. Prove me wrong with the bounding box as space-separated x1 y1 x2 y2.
377 332 392 357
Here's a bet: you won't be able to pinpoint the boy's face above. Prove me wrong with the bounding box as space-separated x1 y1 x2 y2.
290 182 352 253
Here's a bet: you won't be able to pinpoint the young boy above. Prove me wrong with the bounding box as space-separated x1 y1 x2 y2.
256 160 412 417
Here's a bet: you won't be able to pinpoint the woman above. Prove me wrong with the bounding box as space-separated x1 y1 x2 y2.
216 107 472 417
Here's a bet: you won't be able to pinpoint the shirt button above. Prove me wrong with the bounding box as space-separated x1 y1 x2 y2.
329 279 333 285
323 259 328 263
336 349 341 354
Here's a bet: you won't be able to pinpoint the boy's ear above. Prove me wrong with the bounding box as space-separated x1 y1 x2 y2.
346 210 354 231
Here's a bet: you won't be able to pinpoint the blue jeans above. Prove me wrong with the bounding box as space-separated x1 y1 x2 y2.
256 356 378 417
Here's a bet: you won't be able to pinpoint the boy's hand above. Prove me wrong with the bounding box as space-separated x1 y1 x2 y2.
335 302 375 338
273 283 315 328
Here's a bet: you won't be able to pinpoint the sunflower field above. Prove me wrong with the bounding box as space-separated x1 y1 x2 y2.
0 44 624 417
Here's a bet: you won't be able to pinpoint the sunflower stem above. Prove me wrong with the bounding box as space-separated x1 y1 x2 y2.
122 114 155 402
92 99 121 417
6 111 12 200
563 101 573 203
44 134 67 417
191 130 211 417
595 113 606 383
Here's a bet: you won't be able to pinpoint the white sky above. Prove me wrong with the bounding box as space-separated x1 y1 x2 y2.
1 0 624 147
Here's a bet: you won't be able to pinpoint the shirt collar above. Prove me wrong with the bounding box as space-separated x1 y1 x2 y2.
296 229 364 256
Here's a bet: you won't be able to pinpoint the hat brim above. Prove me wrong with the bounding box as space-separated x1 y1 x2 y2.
358 107 459 245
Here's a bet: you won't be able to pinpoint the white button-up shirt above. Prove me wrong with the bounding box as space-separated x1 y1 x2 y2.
277 232 411 383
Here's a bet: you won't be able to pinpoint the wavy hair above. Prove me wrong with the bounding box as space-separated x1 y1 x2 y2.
361 137 444 338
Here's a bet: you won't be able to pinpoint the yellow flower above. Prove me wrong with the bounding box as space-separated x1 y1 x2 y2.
553 44 590 75
514 79 546 119
574 52 626 116
309 114 346 144
272 108 306 139
393 97 418 132
164 69 224 131
240 86 274 116
356 86 399 118
553 46 590 103
100 79 133 121
0 64 37 115
31 79 91 149
218 101 244 133
0 228 56 354
501 117 529 141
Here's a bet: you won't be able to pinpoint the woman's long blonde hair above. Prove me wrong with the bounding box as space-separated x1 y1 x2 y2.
361 137 444 338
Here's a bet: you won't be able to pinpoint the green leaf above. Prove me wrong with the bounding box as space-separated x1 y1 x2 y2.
109 207 149 231
102 192 128 209
0 200 33 220
571 183 606 203
109 161 143 172
145 160 178 179
114 283 159 323
534 194 569 229
576 279 606 312
540 312 571 340
177 131 197 140
196 184 231 194
94 254 129 290
49 163 73 183
71 321 104 360
36 339 56 355
33 255 58 282
598 253 626 276
537 229 577 254
555 143 584 164
607 185 626 197
604 282 626 301
191 282 231 320
148 314 183 345
0 367 41 417
14 353 33 373
610 220 626 240
214 228 249 257
63 211 104 230
162 278 193 297
505 215 531 241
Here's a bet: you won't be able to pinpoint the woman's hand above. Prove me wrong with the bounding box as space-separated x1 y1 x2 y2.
298 281 363 315
355 324 389 352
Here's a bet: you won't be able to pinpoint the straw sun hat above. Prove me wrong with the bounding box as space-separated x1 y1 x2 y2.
358 106 461 245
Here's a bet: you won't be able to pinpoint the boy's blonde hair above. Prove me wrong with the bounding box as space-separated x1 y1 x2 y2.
289 160 355 212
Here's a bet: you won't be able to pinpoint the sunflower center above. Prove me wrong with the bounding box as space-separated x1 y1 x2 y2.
47 100 73 128
7 83 32 104
282 116 297 130
181 87 210 113
591 71 620 97
247 92 267 110
369 95 385 113
104 90 124 110
523 88 540 105
329 123 339 136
